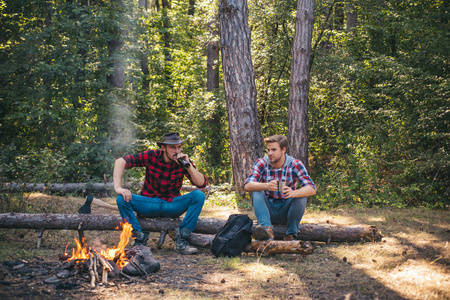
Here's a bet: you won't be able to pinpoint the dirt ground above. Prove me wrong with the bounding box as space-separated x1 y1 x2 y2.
0 194 449 299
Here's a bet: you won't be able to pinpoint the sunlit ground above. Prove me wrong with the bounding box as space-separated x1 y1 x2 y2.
0 193 448 299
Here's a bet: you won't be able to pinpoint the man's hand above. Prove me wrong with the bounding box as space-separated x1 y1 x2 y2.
281 185 294 199
267 180 278 192
115 187 132 202
281 185 316 199
176 153 191 167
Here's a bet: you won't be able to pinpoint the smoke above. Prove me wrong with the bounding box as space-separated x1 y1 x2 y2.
110 100 137 153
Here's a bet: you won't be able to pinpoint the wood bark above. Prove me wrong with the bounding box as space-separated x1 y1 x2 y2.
4 182 234 193
206 15 220 92
106 36 124 88
346 2 357 31
139 0 150 92
188 0 195 16
244 240 314 255
219 0 264 194
0 213 382 242
287 0 315 168
182 233 314 255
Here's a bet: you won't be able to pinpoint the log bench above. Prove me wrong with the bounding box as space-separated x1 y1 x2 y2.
0 213 382 254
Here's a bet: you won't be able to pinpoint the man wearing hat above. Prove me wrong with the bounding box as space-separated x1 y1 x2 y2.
114 132 207 255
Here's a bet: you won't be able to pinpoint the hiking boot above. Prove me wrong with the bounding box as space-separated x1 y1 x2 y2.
133 231 150 246
252 225 274 241
283 234 295 241
174 228 198 255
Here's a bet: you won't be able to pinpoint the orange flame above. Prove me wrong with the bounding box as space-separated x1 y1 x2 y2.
66 222 133 269
101 222 133 268
67 237 90 262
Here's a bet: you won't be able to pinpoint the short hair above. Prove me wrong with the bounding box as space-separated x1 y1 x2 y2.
264 135 288 150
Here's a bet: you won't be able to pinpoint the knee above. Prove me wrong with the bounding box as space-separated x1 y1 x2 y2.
291 197 307 210
116 195 126 208
251 191 266 206
191 190 205 204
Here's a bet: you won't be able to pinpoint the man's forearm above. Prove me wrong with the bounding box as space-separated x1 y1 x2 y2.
188 167 206 187
244 181 268 192
292 185 316 198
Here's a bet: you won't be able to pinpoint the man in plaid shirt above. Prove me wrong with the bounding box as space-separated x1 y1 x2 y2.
244 135 316 241
114 132 207 255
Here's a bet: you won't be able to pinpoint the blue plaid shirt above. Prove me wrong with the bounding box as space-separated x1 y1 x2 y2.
244 154 316 199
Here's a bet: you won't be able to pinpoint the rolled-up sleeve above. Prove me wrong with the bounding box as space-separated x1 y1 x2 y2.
293 161 316 189
244 159 265 186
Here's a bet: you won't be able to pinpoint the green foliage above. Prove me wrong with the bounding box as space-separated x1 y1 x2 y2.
0 0 447 209
309 0 449 208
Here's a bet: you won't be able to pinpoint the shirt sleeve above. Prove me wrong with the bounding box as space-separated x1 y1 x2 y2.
293 160 316 189
122 150 153 169
244 158 266 186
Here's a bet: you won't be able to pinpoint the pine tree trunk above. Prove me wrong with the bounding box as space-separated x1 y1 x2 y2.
346 2 357 30
287 0 315 168
219 0 264 194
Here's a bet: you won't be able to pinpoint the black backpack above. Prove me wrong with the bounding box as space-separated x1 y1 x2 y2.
210 214 253 257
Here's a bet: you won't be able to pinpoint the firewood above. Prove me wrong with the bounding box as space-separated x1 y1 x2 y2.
88 253 96 288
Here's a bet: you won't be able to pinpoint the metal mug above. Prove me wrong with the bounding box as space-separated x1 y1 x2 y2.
278 181 286 191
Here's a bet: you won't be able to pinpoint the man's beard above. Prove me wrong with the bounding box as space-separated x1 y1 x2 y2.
164 152 178 164
269 155 281 165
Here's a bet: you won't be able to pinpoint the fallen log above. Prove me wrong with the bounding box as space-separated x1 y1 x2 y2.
185 233 315 256
4 182 234 194
0 213 382 242
245 240 314 255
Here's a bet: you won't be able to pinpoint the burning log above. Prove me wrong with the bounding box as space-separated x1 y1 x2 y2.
0 213 383 243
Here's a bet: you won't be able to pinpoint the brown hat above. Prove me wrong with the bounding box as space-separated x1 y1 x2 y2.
157 132 187 147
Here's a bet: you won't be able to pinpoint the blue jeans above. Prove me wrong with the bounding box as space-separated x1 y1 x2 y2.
251 191 307 236
116 190 205 233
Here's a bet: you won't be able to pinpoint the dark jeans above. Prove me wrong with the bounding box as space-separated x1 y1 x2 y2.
251 191 307 236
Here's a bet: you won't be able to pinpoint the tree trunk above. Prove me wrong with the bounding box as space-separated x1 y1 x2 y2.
188 0 195 16
139 0 150 92
139 0 148 10
161 0 174 107
287 0 315 168
205 14 223 166
219 0 264 194
346 2 357 31
206 16 220 92
0 213 382 242
106 39 124 88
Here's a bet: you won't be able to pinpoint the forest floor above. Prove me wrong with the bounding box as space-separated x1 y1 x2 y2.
0 193 449 299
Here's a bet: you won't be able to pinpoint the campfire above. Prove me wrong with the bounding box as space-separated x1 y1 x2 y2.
63 222 133 287
62 222 160 287
66 222 132 269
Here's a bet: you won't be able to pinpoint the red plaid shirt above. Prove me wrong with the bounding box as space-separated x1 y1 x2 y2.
123 150 207 202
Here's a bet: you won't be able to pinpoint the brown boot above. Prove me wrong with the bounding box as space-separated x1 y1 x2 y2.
283 234 294 241
253 225 274 241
